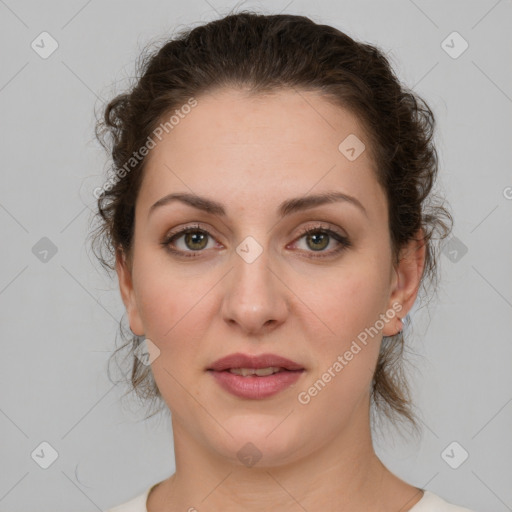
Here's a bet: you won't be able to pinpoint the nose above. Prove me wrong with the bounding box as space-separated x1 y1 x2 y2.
221 244 289 335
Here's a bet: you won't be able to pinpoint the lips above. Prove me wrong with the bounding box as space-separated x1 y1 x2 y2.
207 352 304 372
207 352 305 399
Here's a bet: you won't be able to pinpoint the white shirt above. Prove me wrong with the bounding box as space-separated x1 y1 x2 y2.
105 485 478 512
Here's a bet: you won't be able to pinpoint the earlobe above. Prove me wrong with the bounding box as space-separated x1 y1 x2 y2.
382 230 426 337
115 248 145 336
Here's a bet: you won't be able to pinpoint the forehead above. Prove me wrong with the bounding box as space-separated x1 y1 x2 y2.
138 87 385 219
150 87 370 151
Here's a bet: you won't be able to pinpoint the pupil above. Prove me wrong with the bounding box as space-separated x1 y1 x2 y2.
308 233 328 251
186 232 207 250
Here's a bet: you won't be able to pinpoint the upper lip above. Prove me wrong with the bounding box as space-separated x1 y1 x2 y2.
207 352 304 371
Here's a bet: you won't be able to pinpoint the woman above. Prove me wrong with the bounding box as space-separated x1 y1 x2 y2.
93 11 476 512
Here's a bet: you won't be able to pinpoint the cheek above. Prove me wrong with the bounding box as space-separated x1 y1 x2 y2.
131 249 222 371
294 278 385 426
131 259 216 412
302 262 390 345
294 261 391 398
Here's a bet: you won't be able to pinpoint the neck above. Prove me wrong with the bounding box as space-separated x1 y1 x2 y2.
153 397 398 512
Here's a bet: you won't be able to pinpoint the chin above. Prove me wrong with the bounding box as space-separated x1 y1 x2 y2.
204 416 308 468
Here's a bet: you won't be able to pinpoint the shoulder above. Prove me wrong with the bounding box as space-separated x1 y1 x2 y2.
104 486 151 512
411 490 478 512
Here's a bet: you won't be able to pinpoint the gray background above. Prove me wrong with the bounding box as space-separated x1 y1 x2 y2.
1 0 511 510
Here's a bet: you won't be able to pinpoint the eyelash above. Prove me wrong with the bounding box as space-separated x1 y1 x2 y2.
161 223 352 259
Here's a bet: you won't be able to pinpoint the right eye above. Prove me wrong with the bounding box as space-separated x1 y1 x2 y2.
161 224 220 258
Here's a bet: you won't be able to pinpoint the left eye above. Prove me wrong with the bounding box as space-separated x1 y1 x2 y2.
298 229 333 251
290 227 351 257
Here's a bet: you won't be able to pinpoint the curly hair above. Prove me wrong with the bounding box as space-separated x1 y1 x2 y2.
90 10 453 434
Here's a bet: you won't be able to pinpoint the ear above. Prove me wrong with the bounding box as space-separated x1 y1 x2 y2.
382 229 426 337
115 248 145 336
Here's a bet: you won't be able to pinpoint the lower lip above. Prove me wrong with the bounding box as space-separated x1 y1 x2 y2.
208 369 304 399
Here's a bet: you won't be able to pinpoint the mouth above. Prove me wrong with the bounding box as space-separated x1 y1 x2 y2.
206 353 305 399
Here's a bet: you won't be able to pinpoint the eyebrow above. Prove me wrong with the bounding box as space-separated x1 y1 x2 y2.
148 191 367 219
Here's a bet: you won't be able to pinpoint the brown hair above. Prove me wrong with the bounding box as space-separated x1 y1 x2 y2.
91 11 452 435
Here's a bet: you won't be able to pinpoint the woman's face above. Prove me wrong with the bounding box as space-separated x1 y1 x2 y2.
117 87 421 467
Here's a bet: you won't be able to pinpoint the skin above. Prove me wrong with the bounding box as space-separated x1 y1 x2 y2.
116 87 427 512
